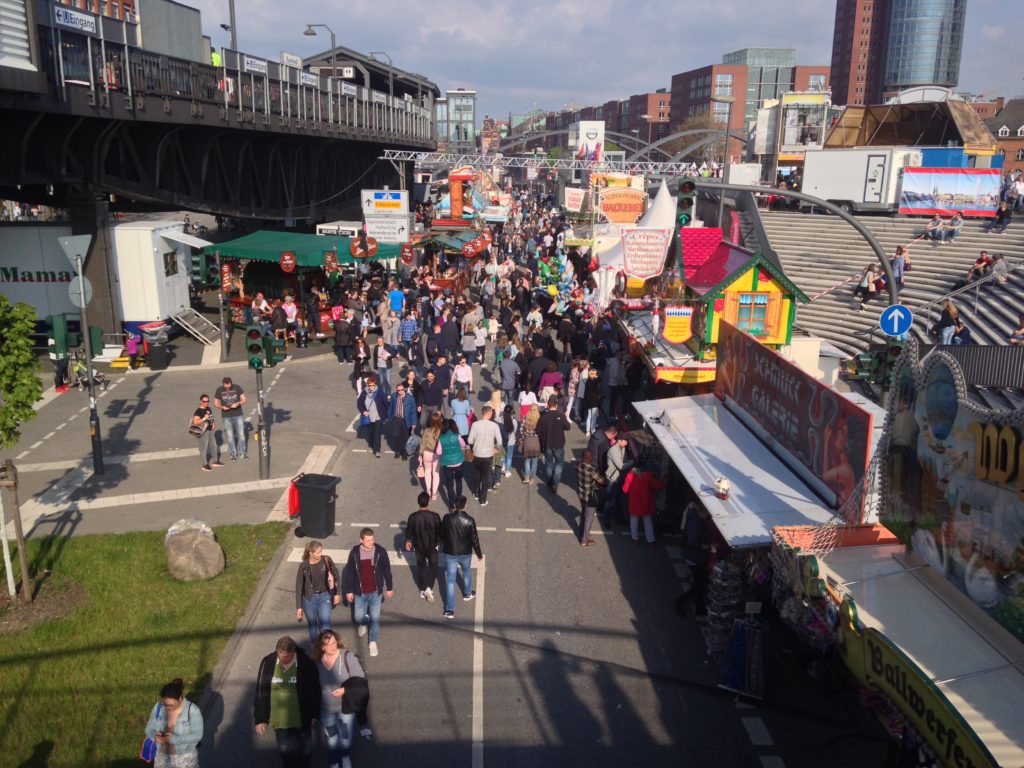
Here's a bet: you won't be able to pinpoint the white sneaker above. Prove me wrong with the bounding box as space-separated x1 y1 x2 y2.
420 589 426 599
504 470 511 477
360 727 373 739
357 624 367 637
368 641 378 657
425 587 435 602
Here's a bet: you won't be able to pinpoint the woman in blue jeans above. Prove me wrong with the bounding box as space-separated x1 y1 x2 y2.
517 405 542 484
316 631 370 768
295 541 341 647
437 420 466 510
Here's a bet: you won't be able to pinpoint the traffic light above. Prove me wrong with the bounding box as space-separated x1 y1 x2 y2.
263 336 287 367
190 252 207 283
246 326 264 370
677 177 697 228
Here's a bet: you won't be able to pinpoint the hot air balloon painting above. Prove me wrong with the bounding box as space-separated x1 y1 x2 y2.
923 363 958 453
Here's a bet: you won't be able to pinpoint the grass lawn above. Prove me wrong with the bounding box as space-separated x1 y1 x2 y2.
0 522 290 768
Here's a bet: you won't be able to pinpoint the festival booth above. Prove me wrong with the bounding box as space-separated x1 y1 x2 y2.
633 321 884 686
202 230 397 329
768 339 1024 767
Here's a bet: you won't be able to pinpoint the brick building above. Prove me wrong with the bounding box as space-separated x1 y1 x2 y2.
829 0 889 106
986 100 1024 177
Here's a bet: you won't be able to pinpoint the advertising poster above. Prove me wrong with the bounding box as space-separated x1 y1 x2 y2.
621 228 672 280
599 187 646 224
576 121 604 162
662 306 693 344
898 168 1001 217
715 321 873 513
564 187 586 213
884 347 1024 641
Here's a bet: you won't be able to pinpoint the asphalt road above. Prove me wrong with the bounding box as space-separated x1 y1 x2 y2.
1 349 889 767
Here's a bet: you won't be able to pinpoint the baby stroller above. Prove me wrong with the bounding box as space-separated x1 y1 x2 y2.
69 356 109 391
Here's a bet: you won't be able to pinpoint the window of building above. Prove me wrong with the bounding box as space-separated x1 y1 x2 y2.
163 252 179 278
998 126 1010 137
1018 127 1024 137
1017 149 1024 162
733 293 776 336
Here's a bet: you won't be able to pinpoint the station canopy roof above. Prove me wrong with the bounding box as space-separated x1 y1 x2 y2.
202 230 399 266
824 100 997 154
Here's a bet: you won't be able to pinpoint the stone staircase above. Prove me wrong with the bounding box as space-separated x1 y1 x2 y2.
759 211 1024 354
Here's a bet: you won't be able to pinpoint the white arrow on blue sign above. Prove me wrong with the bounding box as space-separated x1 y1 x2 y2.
373 191 402 201
879 304 913 337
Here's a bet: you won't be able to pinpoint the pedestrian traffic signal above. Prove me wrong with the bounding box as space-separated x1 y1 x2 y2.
246 326 264 370
263 336 287 367
677 178 697 228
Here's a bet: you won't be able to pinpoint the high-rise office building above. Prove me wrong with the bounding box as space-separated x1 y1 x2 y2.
883 0 966 94
830 0 966 106
434 88 477 153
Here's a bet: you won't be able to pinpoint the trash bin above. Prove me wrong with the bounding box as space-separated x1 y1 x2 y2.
293 473 340 538
148 340 168 370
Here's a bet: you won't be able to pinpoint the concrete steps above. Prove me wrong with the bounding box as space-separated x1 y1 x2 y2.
759 211 1024 352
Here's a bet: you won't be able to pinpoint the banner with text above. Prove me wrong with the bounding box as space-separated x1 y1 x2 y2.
715 321 873 514
564 187 586 213
621 228 672 280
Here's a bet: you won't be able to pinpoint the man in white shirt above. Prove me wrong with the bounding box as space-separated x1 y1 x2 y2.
467 406 503 507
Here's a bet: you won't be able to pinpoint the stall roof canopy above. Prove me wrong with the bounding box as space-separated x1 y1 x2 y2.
419 230 477 251
824 100 997 153
202 231 399 265
635 395 835 548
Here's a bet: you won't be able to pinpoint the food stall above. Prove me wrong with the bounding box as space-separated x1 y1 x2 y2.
202 230 398 329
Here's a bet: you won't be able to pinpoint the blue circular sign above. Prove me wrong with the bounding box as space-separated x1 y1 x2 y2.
880 304 913 337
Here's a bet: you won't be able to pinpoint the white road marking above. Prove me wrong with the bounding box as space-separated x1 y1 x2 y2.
19 448 200 473
288 547 347 563
16 450 29 459
545 529 574 534
477 526 497 532
345 415 360 433
472 554 486 768
43 432 55 439
505 528 535 533
351 449 369 453
759 758 786 768
350 522 380 528
79 406 88 413
54 423 65 431
265 445 337 522
742 717 773 746
29 441 43 450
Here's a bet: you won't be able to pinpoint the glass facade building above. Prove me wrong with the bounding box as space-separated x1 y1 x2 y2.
722 48 796 123
433 89 476 153
883 0 965 92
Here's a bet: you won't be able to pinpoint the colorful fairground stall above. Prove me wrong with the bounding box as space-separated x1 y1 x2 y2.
618 228 808 390
769 340 1024 767
202 231 398 329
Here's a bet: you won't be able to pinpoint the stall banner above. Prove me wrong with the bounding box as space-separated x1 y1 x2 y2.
715 321 873 514
840 623 998 768
220 263 233 294
599 188 646 224
621 228 672 280
575 121 604 162
884 346 1024 641
564 187 586 213
898 168 1001 217
279 252 297 272
323 250 340 275
662 305 693 344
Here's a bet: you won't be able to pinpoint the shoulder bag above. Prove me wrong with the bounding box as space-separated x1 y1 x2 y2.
188 417 209 438
140 703 161 763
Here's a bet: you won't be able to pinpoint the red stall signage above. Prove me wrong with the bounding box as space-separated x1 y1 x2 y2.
279 251 297 272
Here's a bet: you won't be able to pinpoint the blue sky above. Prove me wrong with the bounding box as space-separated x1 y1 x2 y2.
193 0 1022 121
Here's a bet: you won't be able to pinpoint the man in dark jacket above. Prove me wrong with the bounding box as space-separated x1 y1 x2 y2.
342 528 394 657
587 424 618 476
419 369 445 428
440 317 460 360
254 635 321 768
526 347 549 393
537 396 571 491
439 496 483 619
333 314 353 363
405 491 441 602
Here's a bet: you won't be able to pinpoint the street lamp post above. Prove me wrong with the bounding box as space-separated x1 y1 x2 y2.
369 51 393 98
640 113 653 159
710 94 736 231
303 24 336 84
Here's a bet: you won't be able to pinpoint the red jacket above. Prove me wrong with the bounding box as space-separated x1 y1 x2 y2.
624 470 665 517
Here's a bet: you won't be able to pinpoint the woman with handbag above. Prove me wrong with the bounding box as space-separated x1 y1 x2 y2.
575 449 606 547
315 631 371 768
143 679 203 768
190 394 222 472
295 541 341 647
352 339 370 394
418 412 443 500
436 419 467 511
517 405 542 485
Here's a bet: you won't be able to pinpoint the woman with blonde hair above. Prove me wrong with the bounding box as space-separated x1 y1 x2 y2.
295 541 340 646
936 299 959 345
517 404 542 485
418 411 444 500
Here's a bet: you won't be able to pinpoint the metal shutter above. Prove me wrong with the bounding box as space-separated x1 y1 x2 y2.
0 0 34 70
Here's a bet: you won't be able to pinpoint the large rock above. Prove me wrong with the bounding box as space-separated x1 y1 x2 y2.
165 520 225 581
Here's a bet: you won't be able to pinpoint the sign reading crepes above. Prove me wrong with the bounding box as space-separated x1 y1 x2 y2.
599 188 646 224
621 228 671 280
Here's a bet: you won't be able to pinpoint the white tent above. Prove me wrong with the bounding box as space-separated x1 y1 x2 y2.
598 181 676 272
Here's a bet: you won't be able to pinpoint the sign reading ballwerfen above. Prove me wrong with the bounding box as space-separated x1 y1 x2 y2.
621 228 672 280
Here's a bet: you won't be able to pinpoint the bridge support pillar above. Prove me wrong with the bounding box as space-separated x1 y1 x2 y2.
68 194 121 336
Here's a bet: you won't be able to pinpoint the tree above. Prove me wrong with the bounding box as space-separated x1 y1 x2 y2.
0 295 42 448
663 113 723 165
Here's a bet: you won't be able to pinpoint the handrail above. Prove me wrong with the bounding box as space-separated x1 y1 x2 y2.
910 259 1024 325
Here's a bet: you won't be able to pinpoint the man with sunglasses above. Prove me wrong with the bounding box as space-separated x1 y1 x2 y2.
214 376 248 461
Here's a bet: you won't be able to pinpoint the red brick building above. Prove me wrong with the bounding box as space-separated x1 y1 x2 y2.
624 90 671 145
829 0 890 106
986 100 1024 177
669 64 749 163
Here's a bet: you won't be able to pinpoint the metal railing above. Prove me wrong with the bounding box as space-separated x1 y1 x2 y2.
912 259 1024 327
38 27 434 143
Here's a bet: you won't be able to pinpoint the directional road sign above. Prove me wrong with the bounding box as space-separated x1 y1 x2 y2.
360 189 409 216
364 215 412 244
879 304 913 337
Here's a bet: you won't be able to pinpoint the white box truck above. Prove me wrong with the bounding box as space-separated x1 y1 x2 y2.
800 147 922 214
111 220 197 335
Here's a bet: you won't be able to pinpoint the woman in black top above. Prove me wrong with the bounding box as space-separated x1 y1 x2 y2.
191 394 222 472
353 339 370 394
295 541 341 648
